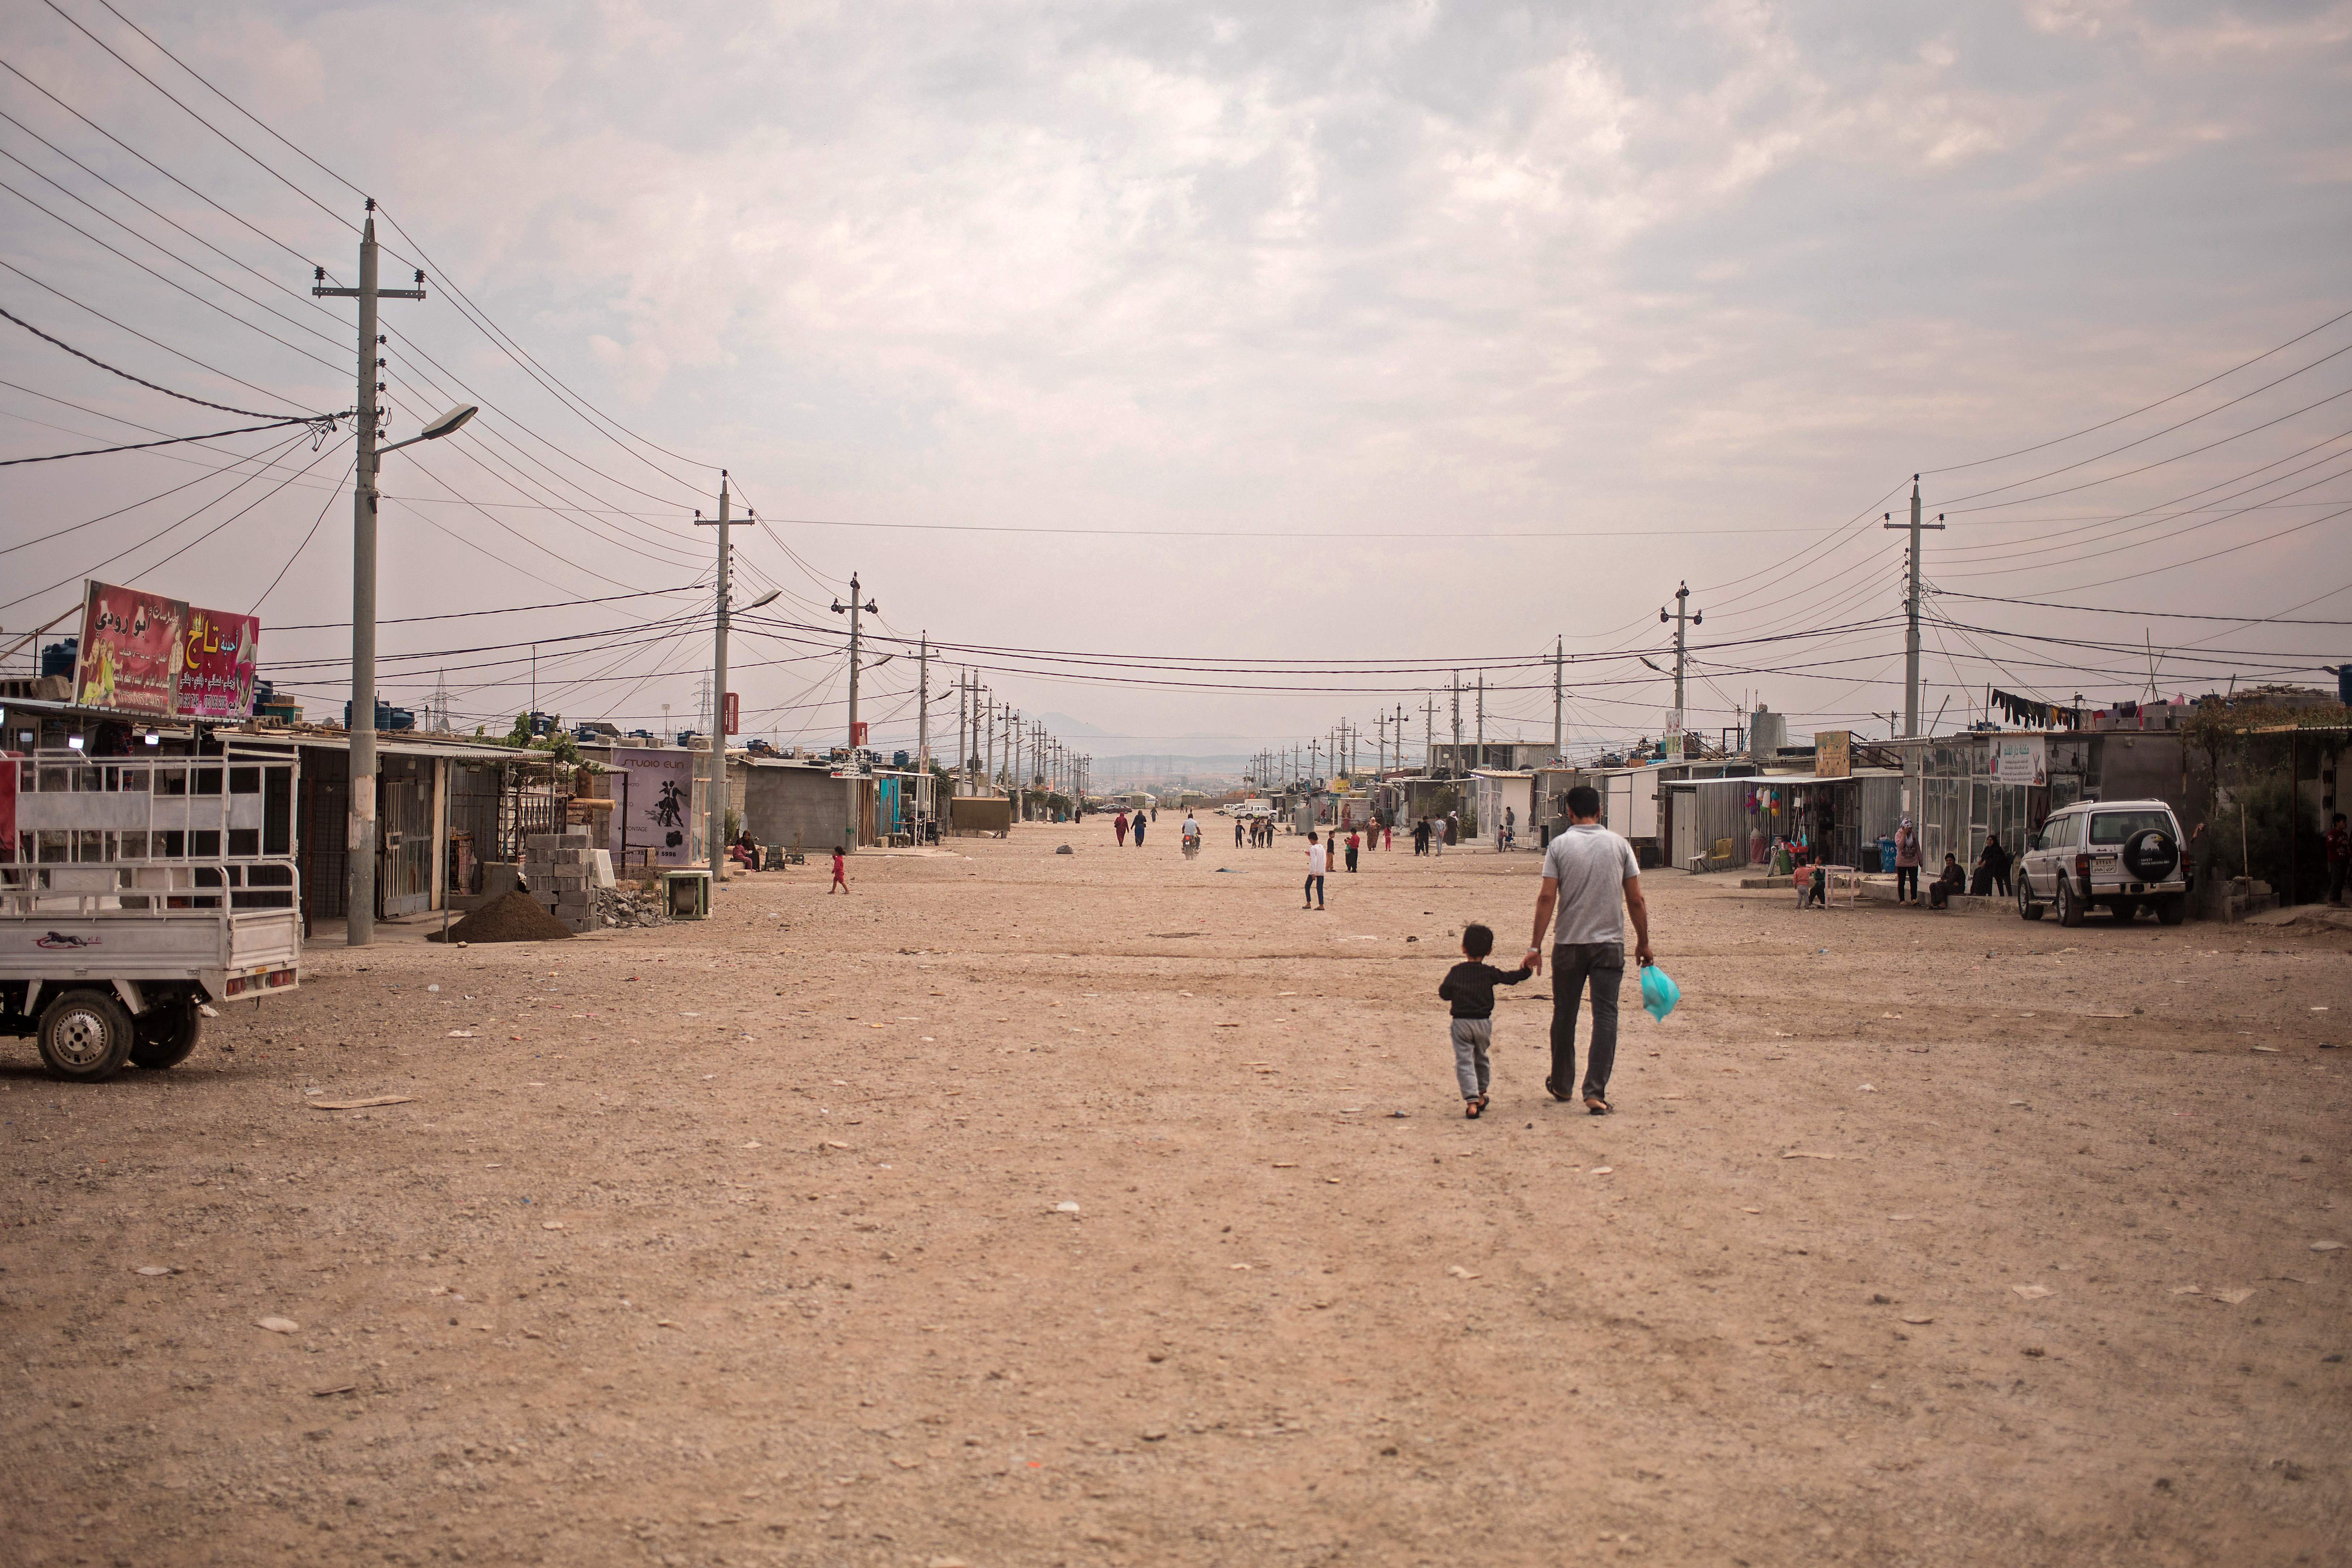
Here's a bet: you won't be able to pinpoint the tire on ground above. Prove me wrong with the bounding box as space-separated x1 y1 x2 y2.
37 988 135 1082
129 994 203 1070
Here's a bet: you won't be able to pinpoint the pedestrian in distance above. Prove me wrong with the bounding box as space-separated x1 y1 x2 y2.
1893 817 1922 904
1524 784 1651 1116
1235 816 1245 848
1346 827 1361 873
1303 831 1326 910
1115 809 1129 847
1438 922 1532 1118
829 846 850 895
1383 821 1393 852
1133 813 1147 848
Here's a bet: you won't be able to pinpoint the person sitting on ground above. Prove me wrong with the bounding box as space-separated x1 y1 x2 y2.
1928 851 1966 909
1970 836 2011 897
728 831 761 870
1437 922 1532 1119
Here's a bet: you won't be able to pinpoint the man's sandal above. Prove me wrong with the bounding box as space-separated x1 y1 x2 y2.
1585 1095 1611 1116
1544 1078 1573 1103
1465 1096 1486 1119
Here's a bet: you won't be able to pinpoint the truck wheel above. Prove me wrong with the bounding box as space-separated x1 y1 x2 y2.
2017 875 2044 921
37 989 135 1082
2156 893 2188 926
129 997 203 1070
2056 879 2085 928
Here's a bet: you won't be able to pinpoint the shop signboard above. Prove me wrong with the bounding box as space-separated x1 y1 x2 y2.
176 607 260 719
1815 729 1851 779
70 580 260 720
608 745 697 866
72 580 185 717
1991 734 2047 785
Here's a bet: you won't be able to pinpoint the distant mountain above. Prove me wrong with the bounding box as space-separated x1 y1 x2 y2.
1031 711 1113 738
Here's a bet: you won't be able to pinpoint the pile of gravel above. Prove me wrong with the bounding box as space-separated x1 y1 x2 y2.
428 890 576 943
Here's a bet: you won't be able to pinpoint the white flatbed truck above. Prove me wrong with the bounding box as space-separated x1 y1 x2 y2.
0 745 301 1081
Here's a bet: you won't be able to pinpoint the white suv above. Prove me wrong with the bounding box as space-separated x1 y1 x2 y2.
2016 798 2190 926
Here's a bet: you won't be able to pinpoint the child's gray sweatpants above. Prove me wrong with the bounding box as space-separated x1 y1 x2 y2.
1450 1017 1493 1100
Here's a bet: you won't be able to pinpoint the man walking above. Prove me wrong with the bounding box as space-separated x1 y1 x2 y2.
1524 785 1651 1115
1303 830 1326 910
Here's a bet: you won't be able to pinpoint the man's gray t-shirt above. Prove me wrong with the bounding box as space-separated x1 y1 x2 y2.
1541 824 1642 946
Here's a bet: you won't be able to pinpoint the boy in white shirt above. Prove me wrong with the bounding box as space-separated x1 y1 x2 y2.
1303 831 1326 910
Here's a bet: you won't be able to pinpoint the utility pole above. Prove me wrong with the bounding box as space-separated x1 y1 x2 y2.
1660 582 1702 745
692 475 752 881
314 201 425 947
1552 635 1564 759
1449 673 1462 775
1883 475 1945 738
831 572 877 753
1475 674 1485 767
916 633 930 770
1423 695 1437 773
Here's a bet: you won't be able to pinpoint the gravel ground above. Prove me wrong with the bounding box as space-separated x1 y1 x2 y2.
2 821 2346 1567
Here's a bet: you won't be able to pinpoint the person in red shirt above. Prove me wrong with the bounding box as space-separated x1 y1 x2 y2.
829 847 849 895
1345 828 1361 873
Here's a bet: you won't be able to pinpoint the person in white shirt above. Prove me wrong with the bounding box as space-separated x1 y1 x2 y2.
1303 831 1327 910
1524 784 1652 1115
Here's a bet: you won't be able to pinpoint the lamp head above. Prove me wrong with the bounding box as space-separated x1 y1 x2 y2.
420 404 478 440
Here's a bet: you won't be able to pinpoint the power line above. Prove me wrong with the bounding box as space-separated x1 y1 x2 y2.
1929 590 2352 626
0 415 322 466
0 302 322 420
1925 305 2352 474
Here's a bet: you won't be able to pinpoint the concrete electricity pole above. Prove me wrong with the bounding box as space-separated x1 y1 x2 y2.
1883 475 1945 738
1449 674 1462 773
313 201 425 947
916 633 929 770
1475 674 1485 766
692 475 756 880
1553 635 1564 759
1423 696 1437 772
1660 582 1701 742
832 573 877 755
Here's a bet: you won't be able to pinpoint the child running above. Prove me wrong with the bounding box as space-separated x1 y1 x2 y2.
1437 922 1532 1118
829 846 849 894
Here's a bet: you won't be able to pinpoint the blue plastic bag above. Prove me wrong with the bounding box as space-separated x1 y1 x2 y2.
1639 961 1680 1022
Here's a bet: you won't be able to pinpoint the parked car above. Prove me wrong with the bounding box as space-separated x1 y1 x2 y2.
2015 798 2189 926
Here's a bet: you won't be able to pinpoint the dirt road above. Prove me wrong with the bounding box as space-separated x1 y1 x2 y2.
3 822 2345 1565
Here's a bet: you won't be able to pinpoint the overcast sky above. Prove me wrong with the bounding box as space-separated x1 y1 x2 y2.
3 0 2348 760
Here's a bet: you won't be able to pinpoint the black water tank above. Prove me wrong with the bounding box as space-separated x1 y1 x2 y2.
41 638 77 677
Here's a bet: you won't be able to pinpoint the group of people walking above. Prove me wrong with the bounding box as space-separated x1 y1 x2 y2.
1411 813 1459 855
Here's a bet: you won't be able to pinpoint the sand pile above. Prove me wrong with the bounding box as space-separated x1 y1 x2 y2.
428 890 576 943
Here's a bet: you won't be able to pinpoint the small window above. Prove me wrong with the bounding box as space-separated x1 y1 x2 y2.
227 829 260 857
2035 817 2075 852
229 766 261 794
191 830 221 857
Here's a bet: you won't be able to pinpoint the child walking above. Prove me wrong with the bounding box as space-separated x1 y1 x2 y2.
829 846 849 894
1437 923 1531 1118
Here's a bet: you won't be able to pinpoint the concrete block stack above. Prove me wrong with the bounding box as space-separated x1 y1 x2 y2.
523 830 599 932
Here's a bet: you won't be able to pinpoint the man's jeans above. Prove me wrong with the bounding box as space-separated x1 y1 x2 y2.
1303 873 1324 907
1550 941 1624 1099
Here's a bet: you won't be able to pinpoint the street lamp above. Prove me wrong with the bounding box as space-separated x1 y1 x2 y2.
377 404 478 456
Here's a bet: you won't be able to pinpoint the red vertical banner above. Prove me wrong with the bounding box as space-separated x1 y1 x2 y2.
0 756 17 862
850 721 869 747
721 691 740 736
176 608 260 720
74 580 186 717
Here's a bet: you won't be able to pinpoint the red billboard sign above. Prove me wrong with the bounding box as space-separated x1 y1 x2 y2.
721 691 740 736
71 580 260 721
177 607 260 720
73 581 184 717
